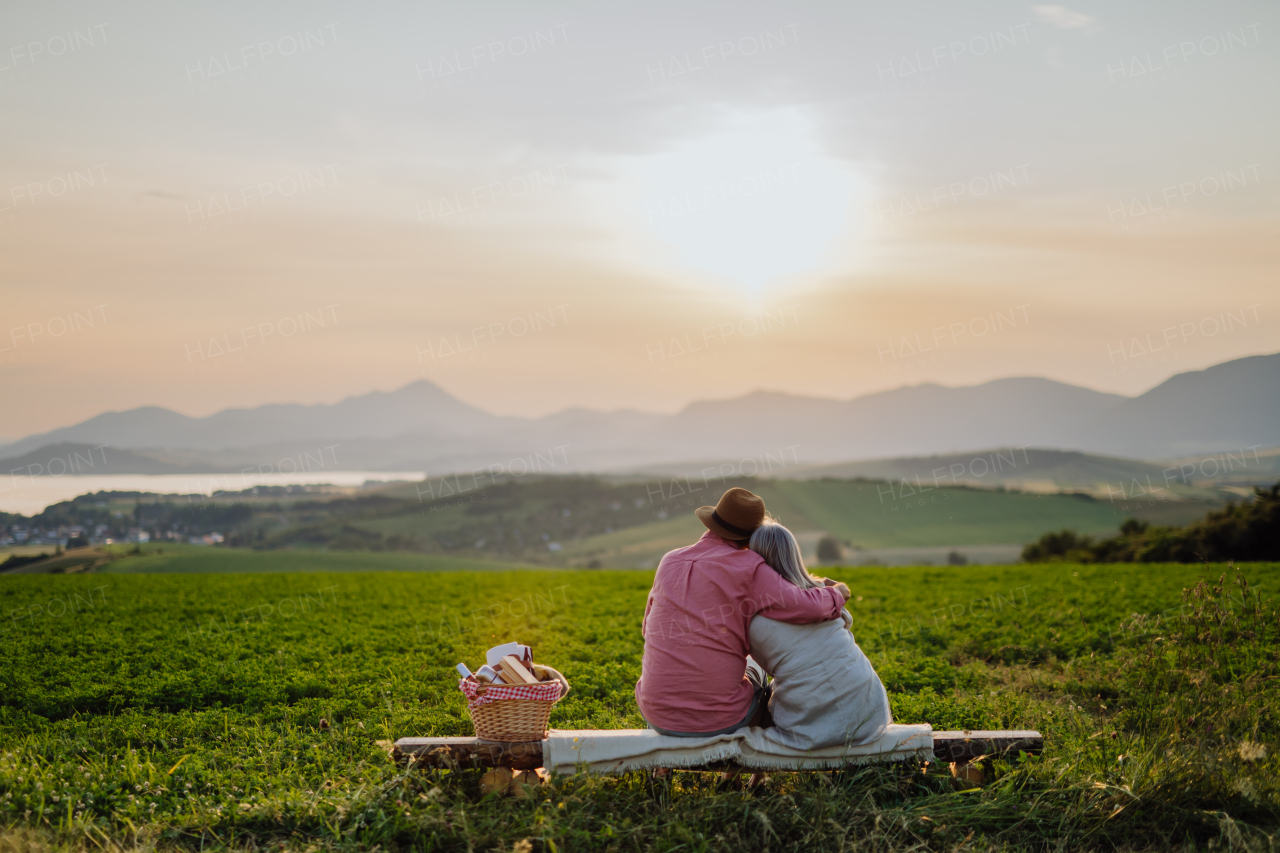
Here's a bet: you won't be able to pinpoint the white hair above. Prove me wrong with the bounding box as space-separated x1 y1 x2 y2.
749 520 821 590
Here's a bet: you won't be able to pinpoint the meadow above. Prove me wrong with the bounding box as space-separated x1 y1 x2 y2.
93 545 542 575
2 558 1278 851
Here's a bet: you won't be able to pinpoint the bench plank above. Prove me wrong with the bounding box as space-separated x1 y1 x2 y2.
395 730 1042 770
395 737 545 770
932 730 1043 762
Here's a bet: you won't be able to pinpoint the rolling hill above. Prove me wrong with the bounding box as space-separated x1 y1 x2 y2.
628 448 1178 491
0 442 208 476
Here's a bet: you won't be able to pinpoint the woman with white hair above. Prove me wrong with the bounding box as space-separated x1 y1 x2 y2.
746 520 892 751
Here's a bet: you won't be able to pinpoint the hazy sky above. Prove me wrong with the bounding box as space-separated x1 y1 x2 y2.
2 0 1277 439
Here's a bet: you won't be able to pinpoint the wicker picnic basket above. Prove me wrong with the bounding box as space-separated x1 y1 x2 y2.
459 665 570 742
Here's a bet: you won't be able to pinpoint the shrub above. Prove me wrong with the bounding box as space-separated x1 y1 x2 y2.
816 535 842 563
1024 482 1280 563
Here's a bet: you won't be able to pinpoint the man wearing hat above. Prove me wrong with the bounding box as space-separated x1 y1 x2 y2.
635 487 851 736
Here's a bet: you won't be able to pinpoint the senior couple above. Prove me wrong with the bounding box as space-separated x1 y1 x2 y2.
635 487 891 752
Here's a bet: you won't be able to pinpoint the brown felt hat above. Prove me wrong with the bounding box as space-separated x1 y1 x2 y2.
695 487 767 541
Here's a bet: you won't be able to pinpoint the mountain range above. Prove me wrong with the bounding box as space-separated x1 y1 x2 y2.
4 352 1279 475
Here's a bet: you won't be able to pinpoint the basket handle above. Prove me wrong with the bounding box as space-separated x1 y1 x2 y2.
550 670 571 701
531 664 571 701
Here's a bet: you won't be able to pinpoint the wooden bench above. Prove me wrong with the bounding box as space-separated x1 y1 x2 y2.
394 730 1043 772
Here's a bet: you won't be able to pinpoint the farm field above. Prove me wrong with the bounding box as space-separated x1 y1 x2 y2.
2 561 1278 851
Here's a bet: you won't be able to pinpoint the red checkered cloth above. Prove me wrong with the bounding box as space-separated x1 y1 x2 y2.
459 678 564 709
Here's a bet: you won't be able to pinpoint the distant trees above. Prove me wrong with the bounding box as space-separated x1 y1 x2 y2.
1023 482 1280 563
0 552 53 571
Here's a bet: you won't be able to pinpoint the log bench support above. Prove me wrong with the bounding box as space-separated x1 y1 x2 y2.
394 730 1043 772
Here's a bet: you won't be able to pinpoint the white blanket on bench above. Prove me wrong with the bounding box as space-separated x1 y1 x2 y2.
545 723 932 774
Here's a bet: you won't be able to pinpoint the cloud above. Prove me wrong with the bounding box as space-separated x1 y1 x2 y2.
1032 5 1099 31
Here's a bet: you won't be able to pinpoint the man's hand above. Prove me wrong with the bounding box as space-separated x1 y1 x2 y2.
817 577 851 601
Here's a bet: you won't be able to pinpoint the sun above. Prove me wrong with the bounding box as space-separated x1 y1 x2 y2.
625 107 866 291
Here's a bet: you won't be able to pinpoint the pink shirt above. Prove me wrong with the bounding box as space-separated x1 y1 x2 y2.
635 531 845 733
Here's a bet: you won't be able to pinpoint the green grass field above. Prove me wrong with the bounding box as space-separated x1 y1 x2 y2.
2 560 1278 851
93 543 543 574
749 480 1135 546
